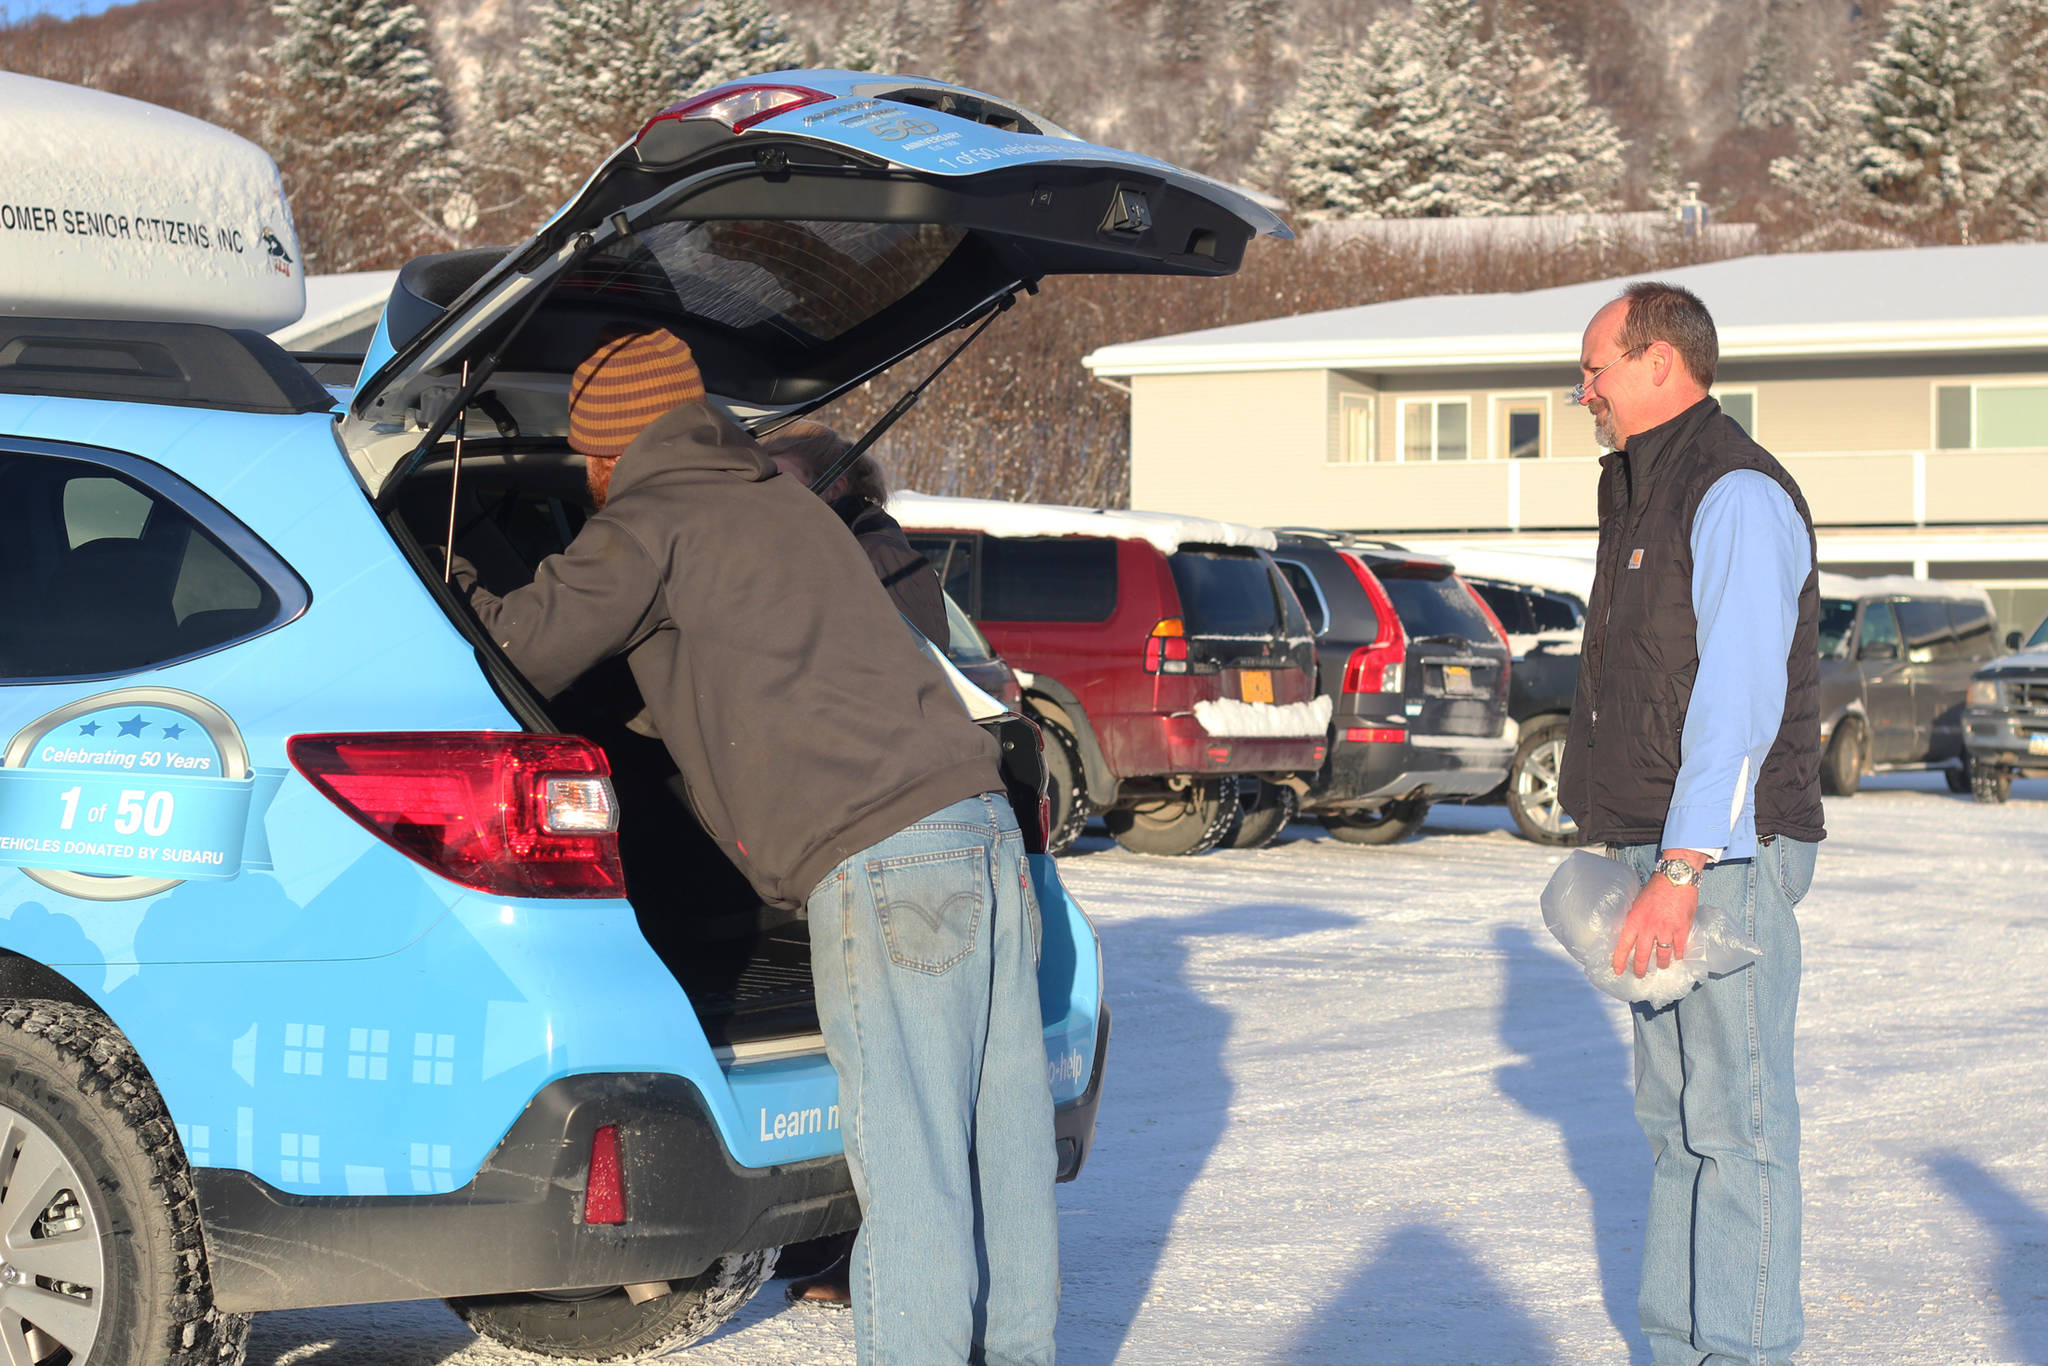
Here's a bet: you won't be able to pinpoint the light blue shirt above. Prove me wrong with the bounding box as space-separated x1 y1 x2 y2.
1662 469 1813 861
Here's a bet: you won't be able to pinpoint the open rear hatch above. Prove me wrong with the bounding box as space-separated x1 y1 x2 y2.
340 72 1288 500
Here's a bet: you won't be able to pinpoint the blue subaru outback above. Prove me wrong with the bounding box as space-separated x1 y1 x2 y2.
0 69 1285 1365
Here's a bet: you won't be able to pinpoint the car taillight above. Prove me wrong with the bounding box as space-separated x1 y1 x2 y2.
1144 617 1191 674
1337 553 1407 695
639 83 832 138
288 733 625 898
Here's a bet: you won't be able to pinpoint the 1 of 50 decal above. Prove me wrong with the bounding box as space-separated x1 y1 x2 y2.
0 688 284 901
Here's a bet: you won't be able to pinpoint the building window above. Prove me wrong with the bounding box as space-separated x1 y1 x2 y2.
1398 398 1470 462
1491 394 1549 459
1714 388 1758 437
1935 382 2048 449
1333 393 1374 464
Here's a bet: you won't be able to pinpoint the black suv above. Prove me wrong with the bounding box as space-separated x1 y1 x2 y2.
1270 532 1514 845
1963 613 2048 802
1464 576 1589 844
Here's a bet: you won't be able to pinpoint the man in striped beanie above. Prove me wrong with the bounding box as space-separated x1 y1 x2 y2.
449 328 1060 1366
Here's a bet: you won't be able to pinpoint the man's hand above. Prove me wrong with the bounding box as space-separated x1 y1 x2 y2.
1612 849 1709 978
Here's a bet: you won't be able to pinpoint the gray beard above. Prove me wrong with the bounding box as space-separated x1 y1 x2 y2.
1593 412 1619 451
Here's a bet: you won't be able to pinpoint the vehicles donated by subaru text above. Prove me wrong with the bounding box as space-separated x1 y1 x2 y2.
1270 533 1514 845
0 69 1295 1364
899 497 1329 856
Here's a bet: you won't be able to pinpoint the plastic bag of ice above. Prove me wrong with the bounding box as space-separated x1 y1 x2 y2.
1540 849 1764 1009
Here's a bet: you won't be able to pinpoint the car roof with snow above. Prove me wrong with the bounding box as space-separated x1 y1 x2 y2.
1817 572 1992 607
890 490 1277 554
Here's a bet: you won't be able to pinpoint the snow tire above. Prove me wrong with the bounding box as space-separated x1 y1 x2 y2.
1969 756 2012 805
1222 779 1298 850
1320 797 1429 846
1104 778 1239 857
1505 717 1581 845
1035 716 1091 856
0 1001 250 1366
1820 718 1864 797
447 1248 779 1362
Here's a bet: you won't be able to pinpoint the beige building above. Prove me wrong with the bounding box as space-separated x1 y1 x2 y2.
1084 242 2048 633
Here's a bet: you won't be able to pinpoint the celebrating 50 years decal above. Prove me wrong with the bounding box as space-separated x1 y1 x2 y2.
0 688 284 901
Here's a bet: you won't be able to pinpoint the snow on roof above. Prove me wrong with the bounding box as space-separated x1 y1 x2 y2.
1084 242 2048 376
1816 572 1993 606
889 490 1277 553
270 271 399 349
1411 546 1597 600
1 73 305 332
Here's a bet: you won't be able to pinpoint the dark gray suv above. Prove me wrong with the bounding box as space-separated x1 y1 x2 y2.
1962 613 2048 801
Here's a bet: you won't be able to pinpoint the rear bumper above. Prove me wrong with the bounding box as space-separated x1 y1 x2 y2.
1124 713 1326 777
197 1014 1111 1313
1307 728 1516 807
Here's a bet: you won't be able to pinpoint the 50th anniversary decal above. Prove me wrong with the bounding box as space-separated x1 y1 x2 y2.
0 688 284 901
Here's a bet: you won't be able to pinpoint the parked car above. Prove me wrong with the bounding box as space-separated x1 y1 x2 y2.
0 68 1294 1363
1462 570 1592 845
1963 630 2048 802
1816 575 2001 794
900 496 1328 856
1268 532 1514 845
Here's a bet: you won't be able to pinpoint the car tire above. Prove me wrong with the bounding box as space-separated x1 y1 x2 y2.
1505 718 1581 846
0 1002 251 1366
1104 778 1239 856
448 1250 778 1362
1319 797 1430 846
1222 779 1299 850
1036 716 1091 856
1969 756 2013 805
1820 718 1864 797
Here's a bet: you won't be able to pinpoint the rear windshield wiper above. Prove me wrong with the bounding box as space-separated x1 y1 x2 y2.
1410 633 1474 647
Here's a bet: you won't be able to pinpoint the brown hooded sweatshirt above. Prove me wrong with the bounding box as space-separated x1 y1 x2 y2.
453 400 1002 908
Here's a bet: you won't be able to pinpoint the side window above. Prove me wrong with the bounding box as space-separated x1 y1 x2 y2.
1473 583 1532 634
0 450 296 680
1275 559 1327 634
979 537 1117 623
1945 599 1996 660
1530 592 1583 632
907 535 973 612
1858 602 1902 657
1894 599 1958 661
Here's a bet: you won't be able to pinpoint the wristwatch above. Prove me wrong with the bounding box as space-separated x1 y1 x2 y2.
1653 857 1701 888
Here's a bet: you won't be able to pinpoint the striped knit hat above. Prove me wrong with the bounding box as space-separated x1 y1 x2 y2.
568 328 705 458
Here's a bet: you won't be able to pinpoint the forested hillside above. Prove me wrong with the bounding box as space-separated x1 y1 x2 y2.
7 0 2046 501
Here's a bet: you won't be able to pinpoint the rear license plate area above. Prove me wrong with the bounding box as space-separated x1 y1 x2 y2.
1441 664 1476 695
2029 733 2048 756
1239 670 1274 703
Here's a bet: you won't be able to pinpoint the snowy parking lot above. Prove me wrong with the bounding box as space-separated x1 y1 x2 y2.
248 775 2048 1366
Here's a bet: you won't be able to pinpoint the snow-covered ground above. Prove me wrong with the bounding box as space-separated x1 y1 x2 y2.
246 774 2048 1366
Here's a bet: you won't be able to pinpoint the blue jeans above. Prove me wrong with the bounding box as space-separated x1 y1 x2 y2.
807 794 1059 1366
1614 838 1815 1366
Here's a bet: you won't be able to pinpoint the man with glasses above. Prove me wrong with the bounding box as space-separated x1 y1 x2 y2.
1557 281 1825 1366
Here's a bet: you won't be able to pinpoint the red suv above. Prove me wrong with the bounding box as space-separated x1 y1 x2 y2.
898 495 1328 855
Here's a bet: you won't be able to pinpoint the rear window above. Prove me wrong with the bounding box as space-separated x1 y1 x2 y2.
561 219 967 347
981 537 1117 623
1946 599 1996 659
1275 559 1327 634
1895 599 1959 659
1377 568 1498 646
1819 598 1857 660
1169 548 1284 637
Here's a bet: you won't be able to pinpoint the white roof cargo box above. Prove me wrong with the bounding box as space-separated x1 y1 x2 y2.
0 73 305 332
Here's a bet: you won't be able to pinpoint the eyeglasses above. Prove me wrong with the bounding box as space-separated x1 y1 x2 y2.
1571 345 1644 405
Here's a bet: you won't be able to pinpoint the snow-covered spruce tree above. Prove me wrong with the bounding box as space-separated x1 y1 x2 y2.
235 0 456 269
1150 0 1212 66
1854 0 2009 242
1994 0 2048 235
1769 61 1887 246
1738 13 1800 130
1451 3 1625 215
675 0 804 93
833 5 919 72
1249 43 1366 215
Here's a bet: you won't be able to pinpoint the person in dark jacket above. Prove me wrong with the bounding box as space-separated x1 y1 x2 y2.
760 420 949 647
450 329 1059 1366
1558 282 1823 1366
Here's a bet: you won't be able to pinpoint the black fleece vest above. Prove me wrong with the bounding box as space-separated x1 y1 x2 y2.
1558 398 1827 849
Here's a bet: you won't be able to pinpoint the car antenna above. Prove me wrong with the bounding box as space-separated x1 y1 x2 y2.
443 358 469 583
808 292 1016 496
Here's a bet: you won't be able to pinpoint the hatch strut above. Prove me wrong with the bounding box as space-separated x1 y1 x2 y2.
807 293 1016 497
